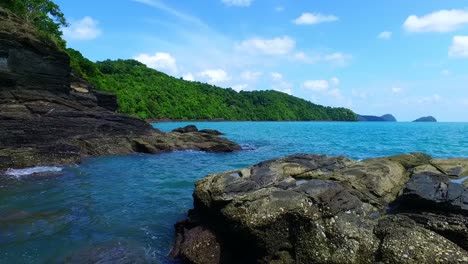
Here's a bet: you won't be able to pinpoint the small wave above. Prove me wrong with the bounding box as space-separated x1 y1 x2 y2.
173 150 207 154
4 166 63 178
241 144 256 150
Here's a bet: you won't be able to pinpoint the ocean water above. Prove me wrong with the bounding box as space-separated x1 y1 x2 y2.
0 122 467 263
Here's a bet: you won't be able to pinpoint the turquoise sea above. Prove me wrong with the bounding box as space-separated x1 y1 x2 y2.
1 122 467 263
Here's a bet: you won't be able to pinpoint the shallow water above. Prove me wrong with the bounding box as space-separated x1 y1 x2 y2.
1 122 467 263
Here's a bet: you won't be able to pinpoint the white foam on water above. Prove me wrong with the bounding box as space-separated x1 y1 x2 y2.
4 166 63 178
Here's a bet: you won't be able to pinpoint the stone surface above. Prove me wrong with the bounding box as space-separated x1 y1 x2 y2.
0 8 240 171
173 153 468 264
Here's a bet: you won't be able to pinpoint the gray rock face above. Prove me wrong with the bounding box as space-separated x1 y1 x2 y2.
172 153 468 264
0 8 240 170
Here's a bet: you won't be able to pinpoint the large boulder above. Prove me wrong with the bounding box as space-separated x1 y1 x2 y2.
172 153 468 264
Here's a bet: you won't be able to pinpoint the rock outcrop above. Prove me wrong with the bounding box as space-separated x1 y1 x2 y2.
171 153 468 264
0 8 240 171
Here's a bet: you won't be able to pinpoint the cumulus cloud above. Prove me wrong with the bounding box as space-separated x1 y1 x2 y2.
182 73 195 81
403 9 468 33
198 69 231 84
62 16 101 40
449 36 468 58
330 77 340 86
328 88 341 98
241 71 262 82
303 80 329 92
270 72 292 95
236 36 295 55
303 77 342 98
232 84 248 92
293 13 339 25
275 6 284 12
417 94 441 104
221 0 252 7
323 52 352 66
134 52 179 75
271 72 283 81
378 31 392 40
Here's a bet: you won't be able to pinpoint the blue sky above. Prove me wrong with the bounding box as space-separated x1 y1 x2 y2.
57 0 468 121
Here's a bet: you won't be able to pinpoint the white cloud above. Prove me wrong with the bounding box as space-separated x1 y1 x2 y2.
378 31 392 40
241 71 262 82
291 52 320 63
232 84 248 92
271 72 283 81
62 16 101 40
463 98 468 105
198 69 231 84
293 13 339 25
449 36 468 58
324 52 352 66
391 87 403 94
182 73 195 81
221 0 252 7
328 88 341 98
134 52 178 75
275 6 284 12
330 77 340 86
303 80 329 92
270 72 292 95
351 89 368 99
403 9 468 33
236 36 296 55
417 94 441 104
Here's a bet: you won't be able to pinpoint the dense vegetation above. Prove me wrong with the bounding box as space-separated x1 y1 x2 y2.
68 50 357 121
1 0 68 48
3 0 357 121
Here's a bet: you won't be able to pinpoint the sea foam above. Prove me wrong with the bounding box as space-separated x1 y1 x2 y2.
4 166 63 178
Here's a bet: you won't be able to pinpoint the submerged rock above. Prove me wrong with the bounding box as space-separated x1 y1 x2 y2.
0 7 240 171
172 153 468 264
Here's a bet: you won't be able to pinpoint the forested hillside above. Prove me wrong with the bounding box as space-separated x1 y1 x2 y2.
68 49 358 121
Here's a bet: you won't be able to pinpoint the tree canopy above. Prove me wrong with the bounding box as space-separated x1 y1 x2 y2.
68 49 358 121
1 0 67 48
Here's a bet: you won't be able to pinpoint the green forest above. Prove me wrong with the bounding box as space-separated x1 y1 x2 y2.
2 0 358 121
68 49 357 121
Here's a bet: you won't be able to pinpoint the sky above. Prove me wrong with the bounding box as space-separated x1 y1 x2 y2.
56 0 468 121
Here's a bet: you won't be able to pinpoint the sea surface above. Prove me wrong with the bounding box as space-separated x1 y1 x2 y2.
1 122 467 263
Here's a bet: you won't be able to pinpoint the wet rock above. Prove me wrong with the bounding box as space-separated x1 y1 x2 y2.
397 172 468 215
172 125 199 133
199 129 223 136
174 154 468 264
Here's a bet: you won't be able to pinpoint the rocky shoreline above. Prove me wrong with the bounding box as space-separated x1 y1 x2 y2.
171 153 468 264
0 8 240 172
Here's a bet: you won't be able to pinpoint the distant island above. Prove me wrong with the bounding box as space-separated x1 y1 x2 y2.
413 116 437 122
357 114 397 122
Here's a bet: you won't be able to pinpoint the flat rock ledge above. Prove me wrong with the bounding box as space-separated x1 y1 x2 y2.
171 153 468 264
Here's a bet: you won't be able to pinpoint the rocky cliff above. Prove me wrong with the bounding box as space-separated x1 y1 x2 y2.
171 153 468 264
0 8 240 170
